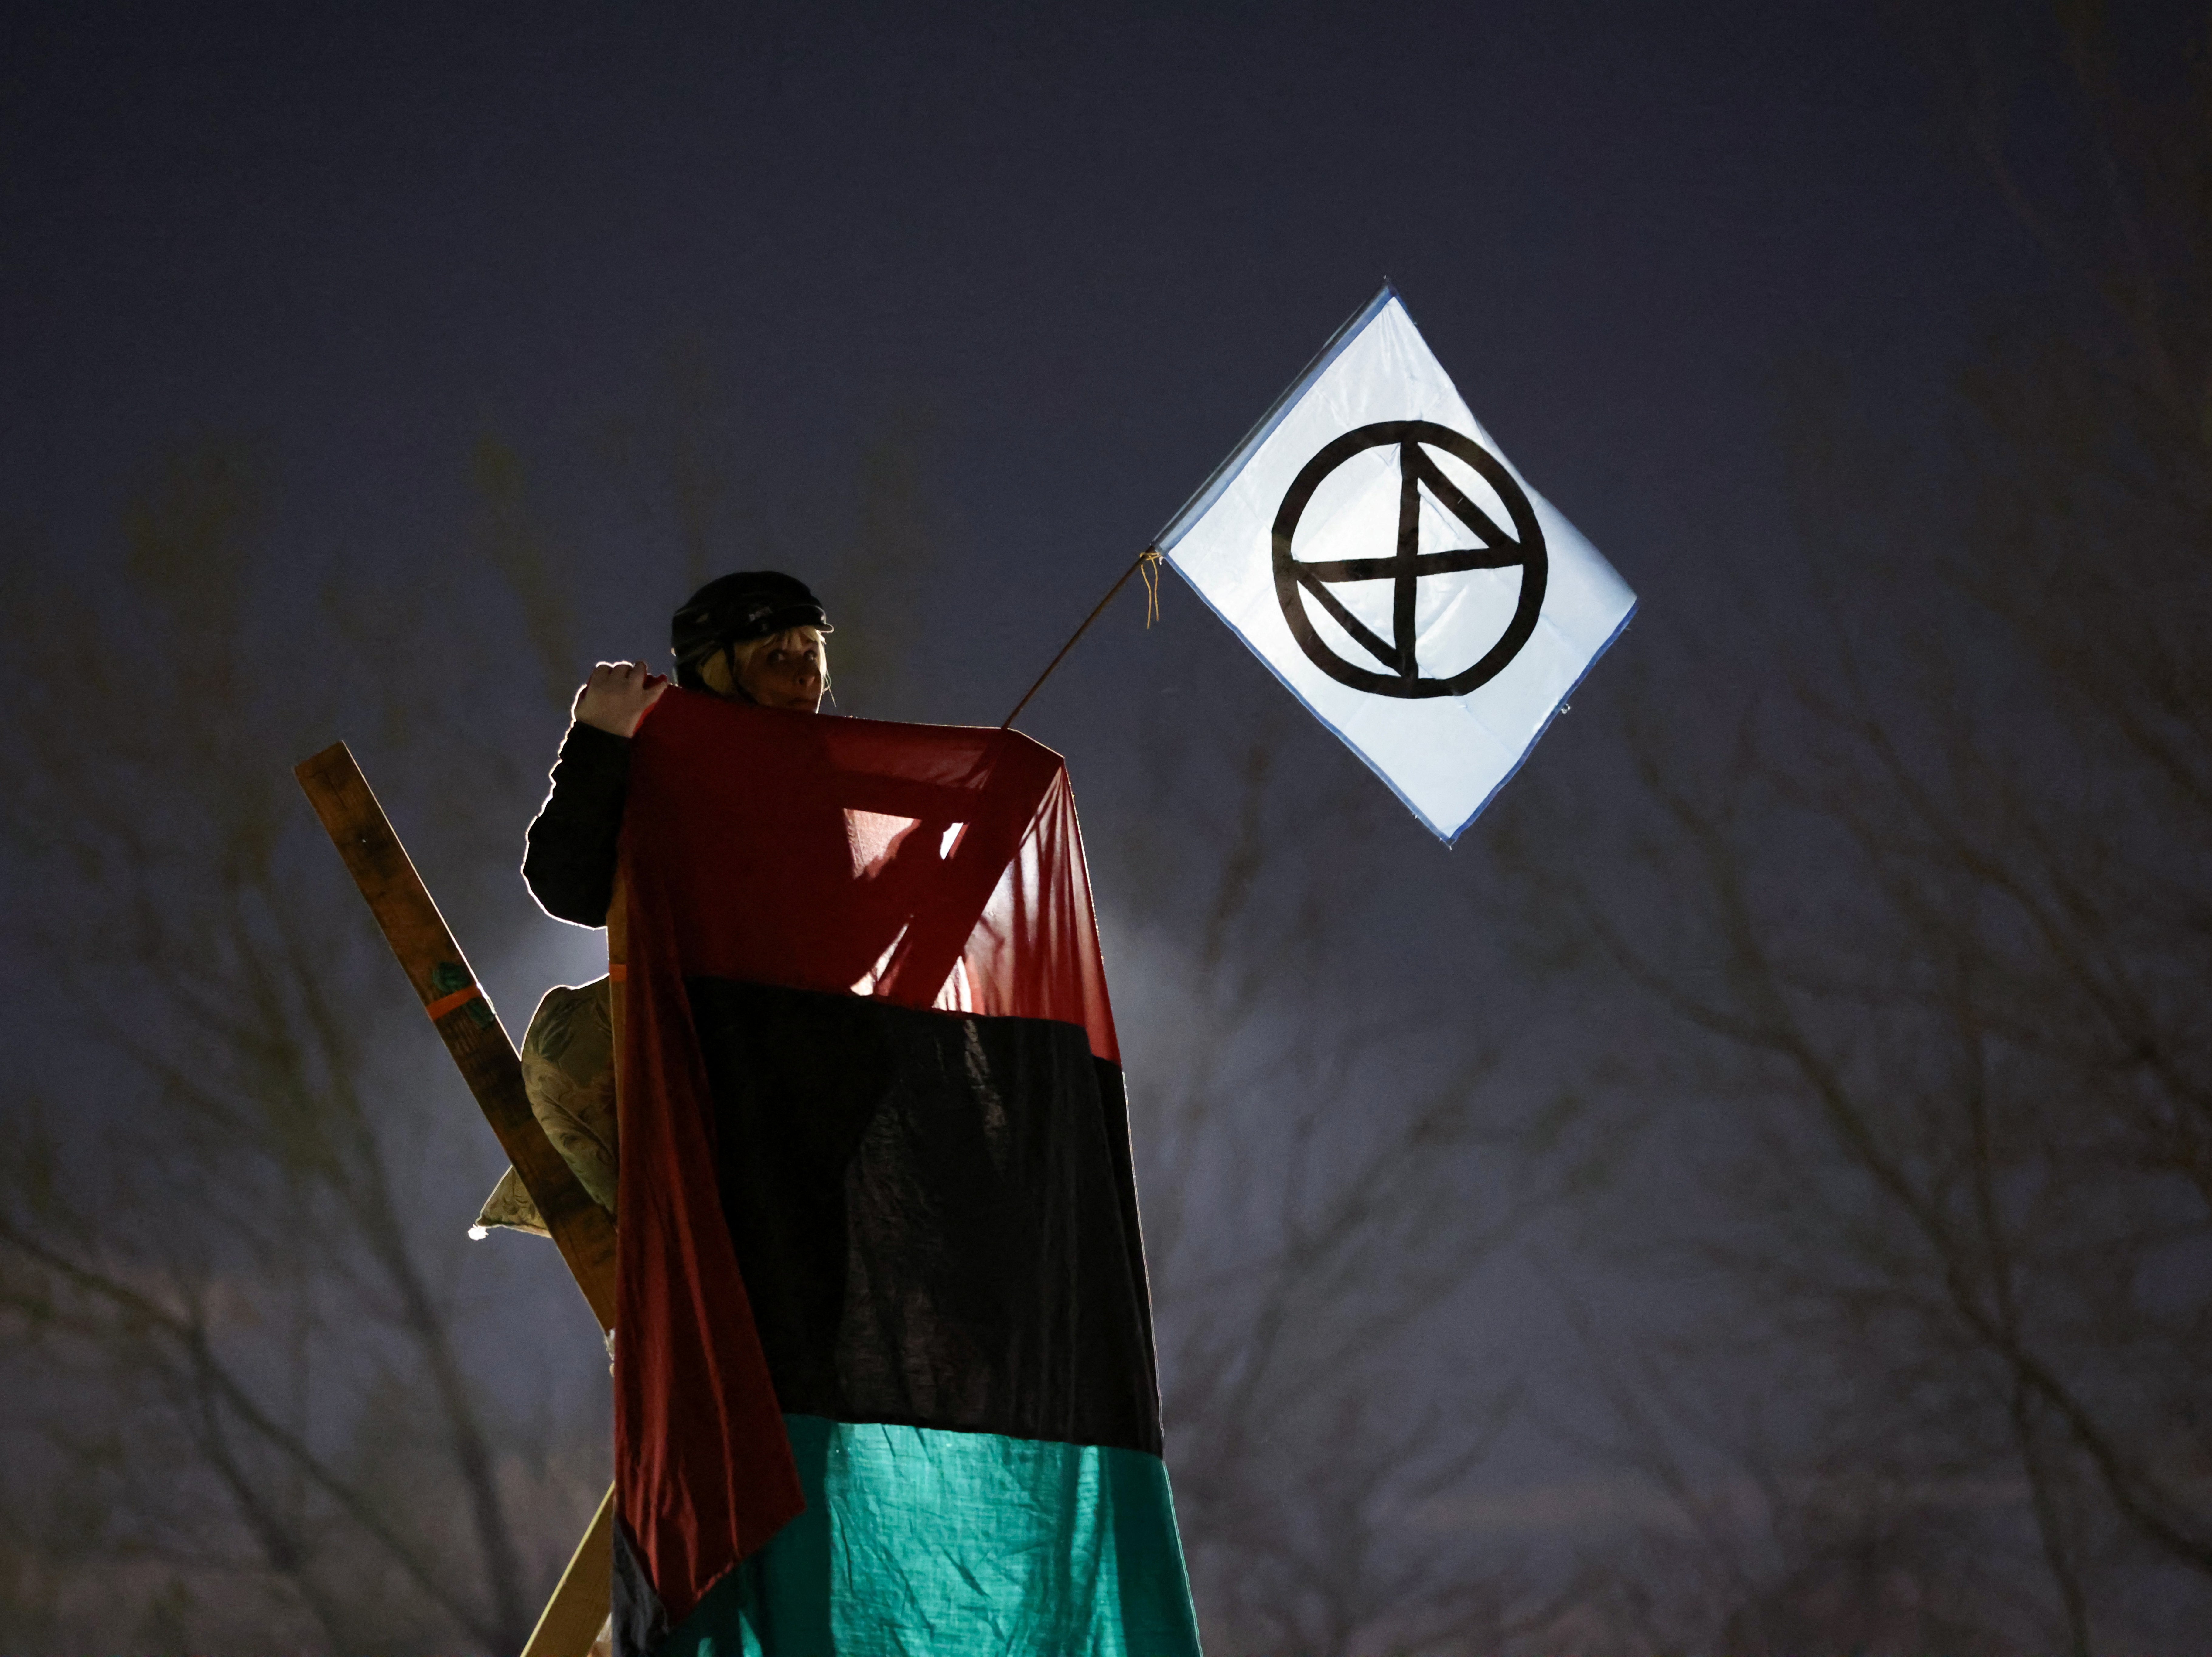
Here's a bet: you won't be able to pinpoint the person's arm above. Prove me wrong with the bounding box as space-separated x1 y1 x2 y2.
523 723 631 926
522 663 668 928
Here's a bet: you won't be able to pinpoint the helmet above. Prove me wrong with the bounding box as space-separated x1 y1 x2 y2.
670 571 833 689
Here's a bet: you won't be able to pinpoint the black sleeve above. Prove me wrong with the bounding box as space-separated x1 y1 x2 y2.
523 723 632 927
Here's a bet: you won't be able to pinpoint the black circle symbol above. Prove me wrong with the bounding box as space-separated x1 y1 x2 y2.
1272 420 1548 698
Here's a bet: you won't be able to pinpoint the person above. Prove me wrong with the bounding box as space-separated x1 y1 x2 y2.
523 570 832 928
514 569 1201 1655
470 572 835 1242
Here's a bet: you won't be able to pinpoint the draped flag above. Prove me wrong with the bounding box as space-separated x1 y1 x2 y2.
1158 284 1636 842
611 688 1201 1657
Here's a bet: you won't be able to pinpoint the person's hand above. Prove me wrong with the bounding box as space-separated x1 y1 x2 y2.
572 662 668 737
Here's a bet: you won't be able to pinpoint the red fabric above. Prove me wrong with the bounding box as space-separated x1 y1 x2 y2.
612 689 1122 1626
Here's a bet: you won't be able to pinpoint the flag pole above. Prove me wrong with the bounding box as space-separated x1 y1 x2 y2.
1000 546 1162 730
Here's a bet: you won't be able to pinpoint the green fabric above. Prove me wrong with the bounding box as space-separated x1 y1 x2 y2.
663 1416 1203 1657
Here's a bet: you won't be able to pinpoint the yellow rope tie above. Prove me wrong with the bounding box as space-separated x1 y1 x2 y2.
1140 546 1164 628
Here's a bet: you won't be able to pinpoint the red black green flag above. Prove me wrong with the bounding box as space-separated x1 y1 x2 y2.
609 688 1201 1656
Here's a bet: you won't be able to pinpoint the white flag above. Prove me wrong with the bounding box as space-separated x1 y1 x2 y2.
1157 285 1635 844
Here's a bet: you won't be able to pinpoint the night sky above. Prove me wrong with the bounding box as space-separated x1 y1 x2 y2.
5 0 2024 717
0 0 2047 1094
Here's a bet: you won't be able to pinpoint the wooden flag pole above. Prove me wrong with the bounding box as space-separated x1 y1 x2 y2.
295 742 616 1657
519 1484 616 1657
999 545 1161 730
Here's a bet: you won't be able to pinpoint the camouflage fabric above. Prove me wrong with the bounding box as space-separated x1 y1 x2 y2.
471 976 618 1238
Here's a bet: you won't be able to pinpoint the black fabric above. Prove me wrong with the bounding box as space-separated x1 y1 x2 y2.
689 979 1163 1456
522 721 631 927
610 1517 673 1657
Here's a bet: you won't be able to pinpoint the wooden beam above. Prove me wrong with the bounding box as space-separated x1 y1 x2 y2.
519 1481 616 1657
294 740 616 1330
295 741 623 1655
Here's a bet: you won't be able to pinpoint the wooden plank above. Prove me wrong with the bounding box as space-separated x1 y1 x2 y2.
519 1481 615 1657
294 741 617 1331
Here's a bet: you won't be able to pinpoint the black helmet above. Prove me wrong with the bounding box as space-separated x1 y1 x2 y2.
670 571 833 689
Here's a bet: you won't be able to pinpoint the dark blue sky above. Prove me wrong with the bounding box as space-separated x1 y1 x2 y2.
4 0 2029 752
0 2 2061 1157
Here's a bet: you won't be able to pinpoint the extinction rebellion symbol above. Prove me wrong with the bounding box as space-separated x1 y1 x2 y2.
1272 420 1548 698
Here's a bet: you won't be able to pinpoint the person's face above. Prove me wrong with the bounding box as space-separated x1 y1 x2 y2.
740 630 826 712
